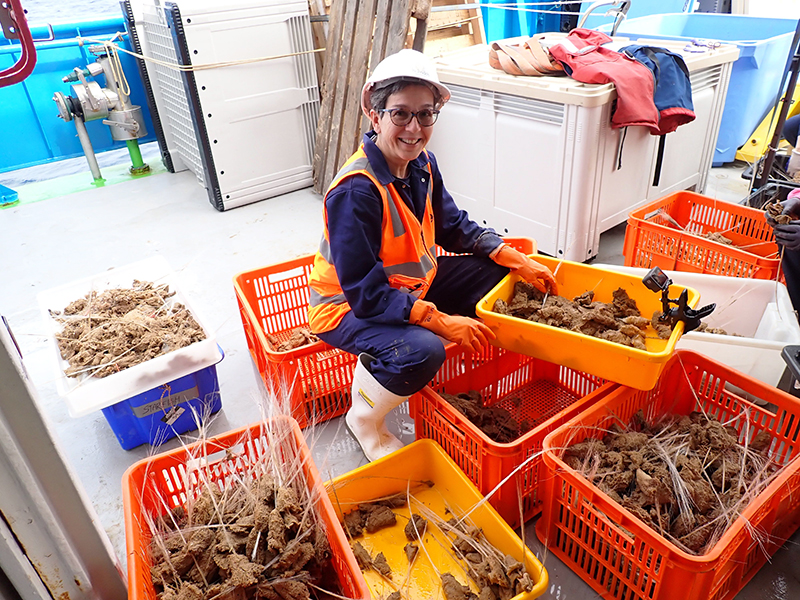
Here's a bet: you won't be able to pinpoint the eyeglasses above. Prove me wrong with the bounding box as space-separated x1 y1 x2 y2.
377 108 440 127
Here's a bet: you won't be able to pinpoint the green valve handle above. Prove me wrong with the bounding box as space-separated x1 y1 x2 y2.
62 68 91 83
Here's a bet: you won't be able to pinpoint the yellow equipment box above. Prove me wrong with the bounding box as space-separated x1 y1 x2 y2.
325 439 548 600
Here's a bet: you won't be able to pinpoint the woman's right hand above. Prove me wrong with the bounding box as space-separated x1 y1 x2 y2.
410 300 495 352
491 244 558 295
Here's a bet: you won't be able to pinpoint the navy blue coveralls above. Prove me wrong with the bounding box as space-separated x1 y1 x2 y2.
317 132 509 396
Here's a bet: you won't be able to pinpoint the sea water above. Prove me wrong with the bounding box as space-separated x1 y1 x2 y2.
21 0 123 25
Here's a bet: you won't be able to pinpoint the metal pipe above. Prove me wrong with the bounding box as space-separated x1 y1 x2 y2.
126 139 150 175
73 117 104 181
127 140 144 168
577 0 631 32
0 32 124 54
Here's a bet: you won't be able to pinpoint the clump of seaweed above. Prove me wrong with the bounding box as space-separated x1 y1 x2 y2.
765 201 792 225
135 400 344 600
267 327 319 352
440 390 532 444
50 280 205 379
338 488 536 600
563 408 781 556
493 281 654 349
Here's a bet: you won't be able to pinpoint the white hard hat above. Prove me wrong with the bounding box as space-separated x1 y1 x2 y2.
361 49 451 117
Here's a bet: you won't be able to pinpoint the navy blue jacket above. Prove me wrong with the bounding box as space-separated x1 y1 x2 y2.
323 131 503 326
620 44 695 135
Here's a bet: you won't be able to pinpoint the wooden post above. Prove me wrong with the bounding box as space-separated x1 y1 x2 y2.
312 0 415 194
307 0 328 84
411 0 431 52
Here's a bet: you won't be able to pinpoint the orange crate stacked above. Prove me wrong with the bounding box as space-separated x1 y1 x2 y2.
537 350 800 600
233 238 536 429
122 416 371 600
409 345 616 528
623 191 780 279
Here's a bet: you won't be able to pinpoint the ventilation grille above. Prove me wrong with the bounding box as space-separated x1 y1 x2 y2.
289 13 318 165
140 2 205 185
494 91 564 124
448 83 564 124
690 65 723 94
448 84 482 109
288 15 316 91
301 101 319 166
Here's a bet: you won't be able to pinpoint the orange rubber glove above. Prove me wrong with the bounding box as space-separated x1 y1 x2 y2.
409 300 495 352
491 244 558 295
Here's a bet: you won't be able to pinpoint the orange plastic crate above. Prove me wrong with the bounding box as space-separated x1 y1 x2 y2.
624 191 780 279
537 350 800 600
233 238 536 428
122 416 371 600
409 346 616 528
234 254 354 428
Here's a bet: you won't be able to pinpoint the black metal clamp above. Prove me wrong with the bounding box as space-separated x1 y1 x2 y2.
642 266 716 333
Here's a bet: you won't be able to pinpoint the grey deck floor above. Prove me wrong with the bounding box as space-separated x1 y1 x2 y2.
1 147 797 599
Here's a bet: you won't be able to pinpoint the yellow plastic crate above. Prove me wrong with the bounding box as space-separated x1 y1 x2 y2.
325 439 548 600
476 256 700 390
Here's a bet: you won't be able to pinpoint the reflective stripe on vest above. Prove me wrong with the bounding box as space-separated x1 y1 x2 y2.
307 146 437 333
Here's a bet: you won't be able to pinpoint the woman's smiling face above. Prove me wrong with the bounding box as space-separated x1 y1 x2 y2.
371 83 436 178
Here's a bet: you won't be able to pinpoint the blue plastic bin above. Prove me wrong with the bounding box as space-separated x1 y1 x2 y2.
601 14 798 165
100 350 224 450
482 1 693 43
0 18 156 173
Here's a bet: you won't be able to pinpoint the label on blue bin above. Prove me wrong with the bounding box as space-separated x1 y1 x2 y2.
132 385 199 419
162 406 186 425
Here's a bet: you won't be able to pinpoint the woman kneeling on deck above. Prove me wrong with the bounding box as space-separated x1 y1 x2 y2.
307 49 557 461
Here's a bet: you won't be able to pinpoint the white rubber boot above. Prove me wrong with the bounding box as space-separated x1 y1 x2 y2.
346 353 407 462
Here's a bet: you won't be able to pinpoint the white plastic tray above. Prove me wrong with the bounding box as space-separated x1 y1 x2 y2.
37 256 222 417
597 265 800 387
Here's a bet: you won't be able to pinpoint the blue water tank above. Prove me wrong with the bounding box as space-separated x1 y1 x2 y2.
482 0 695 43
602 13 799 165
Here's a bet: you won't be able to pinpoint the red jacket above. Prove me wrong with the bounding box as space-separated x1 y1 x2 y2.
548 29 660 131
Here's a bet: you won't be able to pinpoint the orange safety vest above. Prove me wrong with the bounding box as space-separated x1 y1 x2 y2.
308 145 438 334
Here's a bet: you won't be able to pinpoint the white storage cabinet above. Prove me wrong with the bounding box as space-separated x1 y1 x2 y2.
428 39 738 261
130 0 319 210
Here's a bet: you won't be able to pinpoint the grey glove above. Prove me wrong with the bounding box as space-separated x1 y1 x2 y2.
774 221 800 251
766 211 778 228
782 191 800 218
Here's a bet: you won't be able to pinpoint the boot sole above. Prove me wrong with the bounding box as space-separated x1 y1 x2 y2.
344 414 402 463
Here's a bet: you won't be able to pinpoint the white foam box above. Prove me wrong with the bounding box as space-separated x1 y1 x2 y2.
598 265 800 387
428 38 738 261
37 256 223 418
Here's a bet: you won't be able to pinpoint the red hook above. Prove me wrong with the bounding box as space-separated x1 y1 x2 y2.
0 0 36 88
